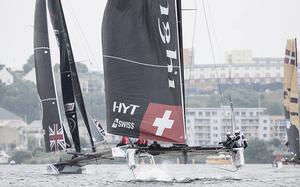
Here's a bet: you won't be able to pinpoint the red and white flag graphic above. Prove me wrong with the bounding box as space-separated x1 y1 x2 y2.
139 103 186 143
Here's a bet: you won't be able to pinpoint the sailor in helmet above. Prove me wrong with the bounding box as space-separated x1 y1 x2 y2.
219 132 234 148
233 130 244 148
116 136 131 147
241 132 248 149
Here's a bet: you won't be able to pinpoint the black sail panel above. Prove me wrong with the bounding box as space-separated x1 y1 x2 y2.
48 0 81 152
34 0 69 152
102 0 186 143
49 0 96 151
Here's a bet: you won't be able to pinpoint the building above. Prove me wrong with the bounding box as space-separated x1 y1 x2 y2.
22 120 44 149
184 57 284 94
0 64 14 85
0 108 27 151
225 50 253 64
186 106 287 146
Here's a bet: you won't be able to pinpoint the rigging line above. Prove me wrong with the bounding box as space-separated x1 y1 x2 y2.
186 0 198 108
201 0 224 105
204 0 228 122
65 0 98 66
201 0 230 132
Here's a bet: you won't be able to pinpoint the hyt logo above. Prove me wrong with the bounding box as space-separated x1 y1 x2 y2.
113 102 140 115
153 110 174 136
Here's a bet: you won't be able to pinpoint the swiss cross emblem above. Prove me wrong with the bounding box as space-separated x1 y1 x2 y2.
153 110 174 136
139 103 185 143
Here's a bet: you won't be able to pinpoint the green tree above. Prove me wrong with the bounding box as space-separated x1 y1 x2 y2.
22 55 35 74
53 62 88 73
245 138 274 163
27 136 42 151
10 150 32 164
0 80 40 123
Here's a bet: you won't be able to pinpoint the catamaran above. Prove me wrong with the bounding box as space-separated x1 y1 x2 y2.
282 38 300 163
34 0 108 174
101 0 243 169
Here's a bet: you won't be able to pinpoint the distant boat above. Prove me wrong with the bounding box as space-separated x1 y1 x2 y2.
34 0 106 174
282 38 300 163
9 160 16 165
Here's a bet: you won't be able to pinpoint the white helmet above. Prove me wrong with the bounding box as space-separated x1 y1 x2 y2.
226 132 231 136
234 129 240 135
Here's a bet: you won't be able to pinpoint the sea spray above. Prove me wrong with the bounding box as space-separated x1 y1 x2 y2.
133 164 174 181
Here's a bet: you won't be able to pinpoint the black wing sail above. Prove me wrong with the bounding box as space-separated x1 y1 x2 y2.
34 0 69 152
47 0 81 153
102 0 186 143
48 0 96 151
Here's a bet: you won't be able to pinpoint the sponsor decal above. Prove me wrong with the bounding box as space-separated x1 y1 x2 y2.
153 110 174 136
157 0 178 88
112 101 140 115
112 118 135 130
139 103 185 143
65 103 75 111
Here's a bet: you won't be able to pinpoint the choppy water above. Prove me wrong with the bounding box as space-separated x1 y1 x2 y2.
1 164 300 187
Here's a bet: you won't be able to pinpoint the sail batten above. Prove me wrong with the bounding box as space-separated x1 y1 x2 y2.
102 0 186 144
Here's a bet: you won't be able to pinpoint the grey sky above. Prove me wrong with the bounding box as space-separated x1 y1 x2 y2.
0 0 300 71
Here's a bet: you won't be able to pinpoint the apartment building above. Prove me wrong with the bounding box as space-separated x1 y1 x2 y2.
186 106 287 146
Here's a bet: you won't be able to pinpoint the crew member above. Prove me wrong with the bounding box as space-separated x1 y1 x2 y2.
241 132 248 149
232 130 243 148
219 132 234 148
149 141 161 149
134 138 148 147
116 136 131 147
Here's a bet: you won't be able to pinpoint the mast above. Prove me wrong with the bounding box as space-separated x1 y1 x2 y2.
176 0 187 139
34 0 70 152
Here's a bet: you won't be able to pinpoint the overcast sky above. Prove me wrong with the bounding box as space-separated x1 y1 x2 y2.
0 0 300 71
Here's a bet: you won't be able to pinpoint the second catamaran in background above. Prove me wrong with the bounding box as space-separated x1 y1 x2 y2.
102 0 242 169
34 0 107 174
283 38 300 162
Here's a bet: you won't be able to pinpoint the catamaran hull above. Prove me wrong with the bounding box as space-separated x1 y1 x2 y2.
46 164 82 174
232 148 245 168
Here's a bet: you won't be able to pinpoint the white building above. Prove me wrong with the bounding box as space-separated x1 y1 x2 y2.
186 106 287 146
0 65 14 85
0 108 27 151
185 57 283 83
225 50 253 64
